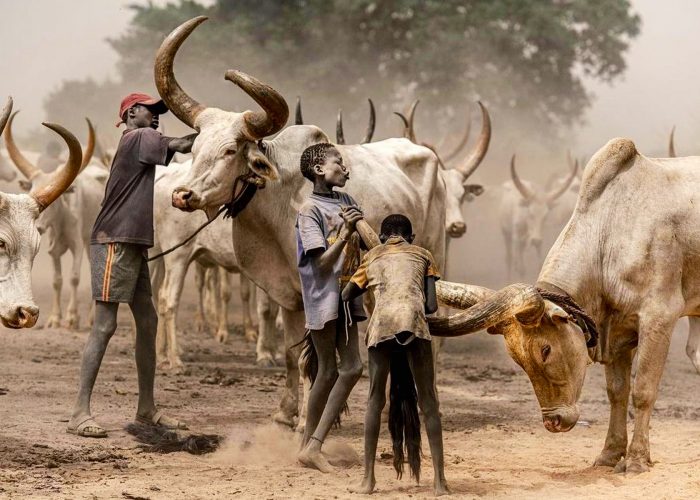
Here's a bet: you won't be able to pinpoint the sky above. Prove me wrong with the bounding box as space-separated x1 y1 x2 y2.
1 0 699 156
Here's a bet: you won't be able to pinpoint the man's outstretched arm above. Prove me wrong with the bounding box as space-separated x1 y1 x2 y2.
168 133 198 154
425 276 438 314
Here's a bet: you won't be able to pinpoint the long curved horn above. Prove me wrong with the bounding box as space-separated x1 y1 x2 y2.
4 111 41 180
428 283 545 337
154 16 208 129
30 123 82 211
442 104 472 162
510 155 535 201
80 117 96 171
668 126 676 157
394 112 410 138
405 99 419 142
362 98 376 143
436 280 494 309
547 158 578 202
336 109 345 145
0 97 12 136
453 101 491 179
295 96 303 125
224 70 289 139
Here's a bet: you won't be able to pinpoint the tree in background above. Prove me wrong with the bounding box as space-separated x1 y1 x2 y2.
43 0 640 158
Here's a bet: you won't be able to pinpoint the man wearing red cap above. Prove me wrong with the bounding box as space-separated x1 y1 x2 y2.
67 93 197 438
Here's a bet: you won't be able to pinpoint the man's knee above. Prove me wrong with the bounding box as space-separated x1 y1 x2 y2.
339 361 363 384
93 314 118 339
315 364 339 387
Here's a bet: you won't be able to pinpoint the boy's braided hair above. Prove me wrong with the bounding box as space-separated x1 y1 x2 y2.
300 142 336 181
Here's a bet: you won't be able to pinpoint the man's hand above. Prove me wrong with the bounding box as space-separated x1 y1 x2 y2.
168 133 199 154
340 206 363 239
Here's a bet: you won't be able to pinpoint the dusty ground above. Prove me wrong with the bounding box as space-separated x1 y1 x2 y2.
1 272 700 500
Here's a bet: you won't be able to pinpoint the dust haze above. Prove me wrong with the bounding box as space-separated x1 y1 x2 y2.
1 0 699 289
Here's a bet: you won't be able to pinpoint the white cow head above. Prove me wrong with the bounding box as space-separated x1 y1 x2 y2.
510 155 578 256
397 101 491 238
0 97 84 327
4 112 95 235
154 17 288 218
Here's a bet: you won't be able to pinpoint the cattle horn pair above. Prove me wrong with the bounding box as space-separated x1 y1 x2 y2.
510 154 578 203
428 282 545 336
336 99 375 145
395 100 491 181
1 101 82 211
4 112 95 179
154 16 289 138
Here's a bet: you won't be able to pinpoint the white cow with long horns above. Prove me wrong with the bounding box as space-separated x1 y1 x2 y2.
0 97 85 328
156 16 447 426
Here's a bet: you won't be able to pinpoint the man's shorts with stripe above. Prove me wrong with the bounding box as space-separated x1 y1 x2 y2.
90 243 152 303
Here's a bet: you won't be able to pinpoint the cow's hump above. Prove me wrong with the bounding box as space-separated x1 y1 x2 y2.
578 138 637 212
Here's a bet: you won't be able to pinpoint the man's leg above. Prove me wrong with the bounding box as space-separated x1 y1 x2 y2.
407 339 450 496
350 344 390 494
299 321 363 472
68 300 119 437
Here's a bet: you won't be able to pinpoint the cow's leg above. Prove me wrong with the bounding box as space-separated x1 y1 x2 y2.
594 347 633 467
272 307 305 427
295 350 312 434
65 244 83 330
685 316 700 374
256 289 280 367
616 315 675 474
45 253 63 328
160 260 189 370
215 268 232 343
193 264 209 335
150 258 167 362
239 274 257 342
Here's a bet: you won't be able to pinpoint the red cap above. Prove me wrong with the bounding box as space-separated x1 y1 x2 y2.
116 92 168 126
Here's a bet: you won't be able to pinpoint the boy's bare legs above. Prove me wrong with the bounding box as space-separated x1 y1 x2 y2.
350 344 390 494
408 339 450 496
68 301 119 435
299 320 363 472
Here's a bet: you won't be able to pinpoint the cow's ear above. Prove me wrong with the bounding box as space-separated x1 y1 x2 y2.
247 145 279 181
18 180 32 192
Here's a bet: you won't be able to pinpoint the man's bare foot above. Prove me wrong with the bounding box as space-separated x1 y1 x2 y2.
434 480 451 497
348 476 376 494
298 443 335 473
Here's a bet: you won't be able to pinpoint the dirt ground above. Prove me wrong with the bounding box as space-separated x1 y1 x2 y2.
1 273 700 500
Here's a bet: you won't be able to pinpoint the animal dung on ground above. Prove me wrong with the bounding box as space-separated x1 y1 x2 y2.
125 423 223 455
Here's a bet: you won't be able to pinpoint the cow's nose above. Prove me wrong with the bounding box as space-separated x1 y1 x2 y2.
172 188 196 211
449 222 467 237
17 306 39 328
543 414 561 432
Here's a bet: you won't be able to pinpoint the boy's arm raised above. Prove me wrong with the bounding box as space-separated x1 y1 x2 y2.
307 206 363 273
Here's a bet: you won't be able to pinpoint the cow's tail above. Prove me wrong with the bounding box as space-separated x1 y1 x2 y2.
297 330 347 427
388 350 421 482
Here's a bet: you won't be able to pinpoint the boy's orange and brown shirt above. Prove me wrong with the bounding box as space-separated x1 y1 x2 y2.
349 236 440 347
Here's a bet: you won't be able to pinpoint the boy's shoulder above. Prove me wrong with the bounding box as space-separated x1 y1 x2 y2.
335 191 358 206
364 240 434 264
298 197 323 218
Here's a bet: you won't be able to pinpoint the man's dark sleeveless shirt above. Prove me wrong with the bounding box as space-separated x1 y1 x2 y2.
91 127 172 248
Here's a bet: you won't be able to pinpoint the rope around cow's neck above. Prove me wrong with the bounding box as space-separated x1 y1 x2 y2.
147 171 262 262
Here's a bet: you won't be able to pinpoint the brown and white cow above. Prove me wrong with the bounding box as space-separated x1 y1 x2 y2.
0 97 84 328
431 137 700 474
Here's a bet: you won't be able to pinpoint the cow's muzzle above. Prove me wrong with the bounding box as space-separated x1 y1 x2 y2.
2 305 39 329
447 222 467 238
542 406 579 433
172 187 198 212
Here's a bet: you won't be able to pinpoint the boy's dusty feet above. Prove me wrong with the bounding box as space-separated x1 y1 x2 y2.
434 480 451 497
348 476 376 494
298 441 335 473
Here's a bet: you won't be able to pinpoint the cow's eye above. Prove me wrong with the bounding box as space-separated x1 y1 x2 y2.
541 344 551 362
225 148 237 156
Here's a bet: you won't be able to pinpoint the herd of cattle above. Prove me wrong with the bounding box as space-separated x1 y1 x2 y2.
2 14 700 475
